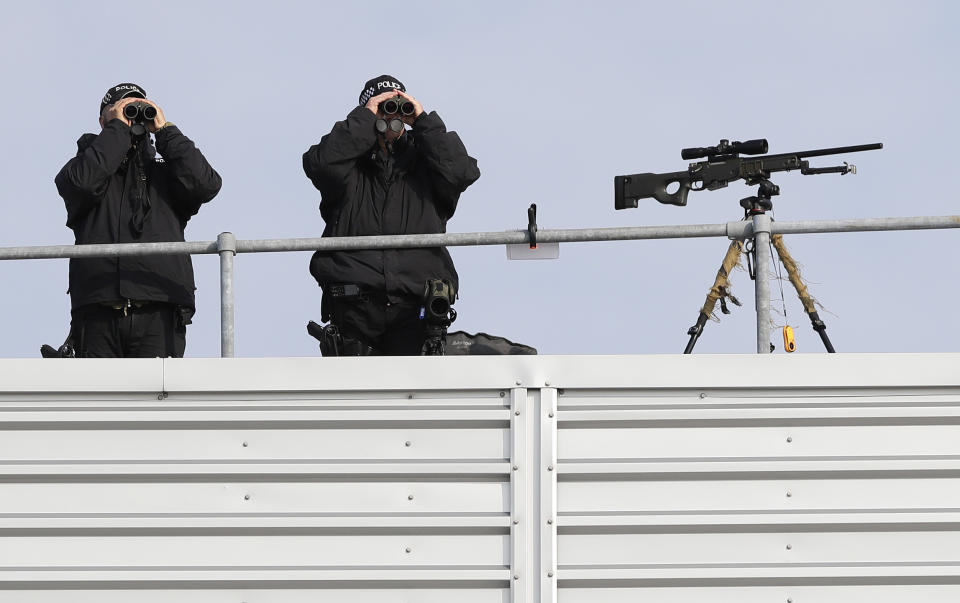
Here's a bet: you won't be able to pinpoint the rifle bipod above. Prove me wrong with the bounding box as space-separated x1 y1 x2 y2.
683 227 835 354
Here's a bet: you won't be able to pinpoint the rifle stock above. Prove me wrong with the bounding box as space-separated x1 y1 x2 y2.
615 170 693 208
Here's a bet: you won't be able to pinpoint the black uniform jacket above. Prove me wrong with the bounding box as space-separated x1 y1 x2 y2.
55 119 221 310
303 106 480 302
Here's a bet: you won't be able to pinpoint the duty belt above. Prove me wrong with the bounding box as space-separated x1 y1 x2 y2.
327 284 365 299
99 299 158 316
322 284 376 322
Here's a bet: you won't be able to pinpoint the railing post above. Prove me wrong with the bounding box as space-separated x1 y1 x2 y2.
217 232 237 358
752 214 773 354
510 387 531 603
539 387 558 603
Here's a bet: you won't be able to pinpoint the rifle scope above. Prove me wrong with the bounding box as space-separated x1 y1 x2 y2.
682 138 768 160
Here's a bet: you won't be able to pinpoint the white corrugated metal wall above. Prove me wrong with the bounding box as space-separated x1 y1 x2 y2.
1 354 959 602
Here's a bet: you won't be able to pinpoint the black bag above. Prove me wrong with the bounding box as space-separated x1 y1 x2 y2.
444 331 537 355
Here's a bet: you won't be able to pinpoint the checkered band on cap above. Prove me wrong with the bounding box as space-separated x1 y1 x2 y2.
358 75 405 106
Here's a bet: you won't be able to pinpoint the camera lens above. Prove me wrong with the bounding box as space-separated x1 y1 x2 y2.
430 297 450 317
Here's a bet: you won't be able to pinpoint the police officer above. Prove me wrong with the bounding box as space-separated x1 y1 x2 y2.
55 83 222 357
303 75 480 355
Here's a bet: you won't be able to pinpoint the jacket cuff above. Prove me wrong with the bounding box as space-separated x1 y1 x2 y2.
103 118 132 133
349 105 377 121
153 123 183 152
412 111 443 132
96 120 137 165
345 105 379 146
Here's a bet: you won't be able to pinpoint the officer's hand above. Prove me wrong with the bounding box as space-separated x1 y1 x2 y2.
142 99 167 132
100 97 138 127
395 90 424 124
365 90 400 116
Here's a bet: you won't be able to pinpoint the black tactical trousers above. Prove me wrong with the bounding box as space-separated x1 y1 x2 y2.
328 293 426 356
71 302 186 358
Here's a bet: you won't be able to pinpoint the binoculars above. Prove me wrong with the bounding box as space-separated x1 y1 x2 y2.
380 96 415 116
123 102 158 123
375 118 405 134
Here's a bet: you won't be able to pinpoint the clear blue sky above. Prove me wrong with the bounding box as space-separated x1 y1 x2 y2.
0 1 956 357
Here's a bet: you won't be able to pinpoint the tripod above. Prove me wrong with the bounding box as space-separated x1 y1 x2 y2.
684 178 835 354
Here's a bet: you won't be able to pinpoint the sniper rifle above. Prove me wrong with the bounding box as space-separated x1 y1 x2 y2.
615 139 882 209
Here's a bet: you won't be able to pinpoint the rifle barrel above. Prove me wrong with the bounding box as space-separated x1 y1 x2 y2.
793 142 883 159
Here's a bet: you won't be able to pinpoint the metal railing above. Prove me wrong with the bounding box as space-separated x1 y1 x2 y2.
1 215 957 356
